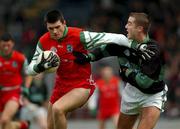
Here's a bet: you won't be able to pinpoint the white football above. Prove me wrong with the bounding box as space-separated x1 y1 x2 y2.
37 50 60 73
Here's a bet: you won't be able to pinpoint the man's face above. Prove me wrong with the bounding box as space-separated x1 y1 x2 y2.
47 20 66 40
0 40 14 56
125 16 139 40
101 67 113 80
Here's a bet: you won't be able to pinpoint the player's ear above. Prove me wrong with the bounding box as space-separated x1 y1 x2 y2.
137 26 143 33
63 20 66 25
12 41 15 47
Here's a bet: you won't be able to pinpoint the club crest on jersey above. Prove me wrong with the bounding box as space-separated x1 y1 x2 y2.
12 61 18 68
67 44 73 53
50 47 57 52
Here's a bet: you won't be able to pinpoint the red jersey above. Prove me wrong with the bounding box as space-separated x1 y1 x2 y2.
0 51 26 87
39 27 94 103
96 76 121 117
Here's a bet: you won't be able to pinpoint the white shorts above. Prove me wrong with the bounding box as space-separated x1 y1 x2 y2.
121 83 168 115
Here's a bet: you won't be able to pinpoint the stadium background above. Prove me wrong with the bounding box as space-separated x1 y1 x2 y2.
0 0 179 129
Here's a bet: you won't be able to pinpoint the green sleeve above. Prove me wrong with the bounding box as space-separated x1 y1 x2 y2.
125 68 155 89
31 41 43 61
80 31 86 46
80 31 88 49
32 41 44 72
37 41 43 50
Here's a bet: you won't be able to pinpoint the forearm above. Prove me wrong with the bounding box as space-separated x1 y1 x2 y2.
26 62 39 75
89 44 126 61
125 68 155 89
88 46 107 61
24 76 33 88
26 44 43 75
80 31 132 50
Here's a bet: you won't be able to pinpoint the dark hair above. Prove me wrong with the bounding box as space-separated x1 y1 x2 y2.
129 12 151 34
0 32 14 42
44 9 64 23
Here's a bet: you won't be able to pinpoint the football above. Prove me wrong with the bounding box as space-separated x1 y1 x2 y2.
37 50 60 73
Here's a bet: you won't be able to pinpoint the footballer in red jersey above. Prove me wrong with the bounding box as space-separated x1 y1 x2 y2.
0 33 32 129
26 9 152 129
95 66 121 129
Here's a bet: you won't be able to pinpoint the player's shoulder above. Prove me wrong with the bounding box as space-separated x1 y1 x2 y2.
68 27 83 35
13 50 25 57
148 39 159 46
68 27 83 32
39 32 50 43
13 50 26 60
146 39 161 50
146 39 163 59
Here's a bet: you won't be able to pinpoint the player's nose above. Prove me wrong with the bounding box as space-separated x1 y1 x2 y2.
53 28 58 34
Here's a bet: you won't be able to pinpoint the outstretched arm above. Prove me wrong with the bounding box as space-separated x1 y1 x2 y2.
80 31 131 49
80 31 155 60
73 44 129 64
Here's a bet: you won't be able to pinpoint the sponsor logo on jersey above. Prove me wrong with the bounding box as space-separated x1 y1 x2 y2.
50 46 57 52
12 61 18 68
67 44 73 53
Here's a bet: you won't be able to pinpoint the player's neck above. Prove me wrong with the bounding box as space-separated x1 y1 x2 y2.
104 78 112 84
136 33 147 43
0 51 13 59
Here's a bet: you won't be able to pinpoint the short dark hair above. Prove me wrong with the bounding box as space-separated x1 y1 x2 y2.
44 9 64 23
0 32 14 42
129 12 150 34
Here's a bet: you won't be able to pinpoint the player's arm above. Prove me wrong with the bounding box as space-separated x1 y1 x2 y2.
122 68 159 89
93 44 128 60
26 42 44 75
23 58 33 88
27 41 59 75
73 44 127 64
121 45 164 91
80 31 131 49
120 64 165 95
80 31 154 59
21 57 33 96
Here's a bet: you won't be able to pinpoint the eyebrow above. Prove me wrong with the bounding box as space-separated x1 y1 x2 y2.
48 25 60 29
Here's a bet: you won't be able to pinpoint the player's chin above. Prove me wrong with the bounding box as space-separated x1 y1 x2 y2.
3 51 11 55
127 34 132 39
51 36 59 40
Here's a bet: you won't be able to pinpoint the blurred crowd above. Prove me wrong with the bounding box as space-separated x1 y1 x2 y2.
0 0 179 122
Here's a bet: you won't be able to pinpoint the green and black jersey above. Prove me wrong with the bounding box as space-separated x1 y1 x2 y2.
90 39 166 94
